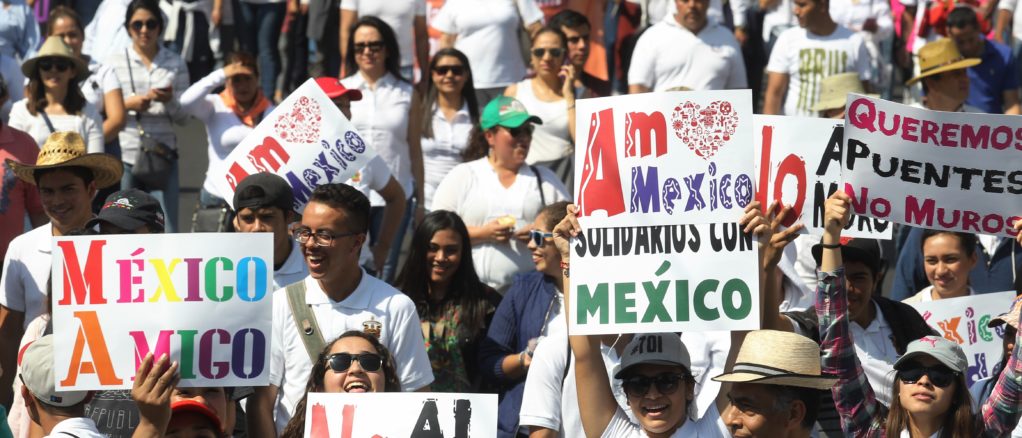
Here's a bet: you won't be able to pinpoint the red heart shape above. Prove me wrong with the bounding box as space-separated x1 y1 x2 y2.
671 100 739 160
274 96 322 144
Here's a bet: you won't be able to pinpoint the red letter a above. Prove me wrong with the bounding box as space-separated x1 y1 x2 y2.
578 109 625 218
57 240 106 306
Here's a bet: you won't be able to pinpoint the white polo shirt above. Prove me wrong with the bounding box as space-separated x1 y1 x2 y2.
272 240 308 289
0 223 53 328
43 417 104 438
627 17 747 91
268 271 434 433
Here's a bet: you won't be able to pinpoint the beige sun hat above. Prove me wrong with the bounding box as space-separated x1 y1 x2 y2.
810 72 878 112
712 330 837 390
6 131 122 188
907 38 981 85
21 36 89 82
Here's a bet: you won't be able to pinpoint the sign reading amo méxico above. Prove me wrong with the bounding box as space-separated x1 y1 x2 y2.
51 233 273 390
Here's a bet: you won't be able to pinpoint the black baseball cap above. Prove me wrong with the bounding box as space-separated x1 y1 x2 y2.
233 173 294 213
811 237 884 275
87 189 165 232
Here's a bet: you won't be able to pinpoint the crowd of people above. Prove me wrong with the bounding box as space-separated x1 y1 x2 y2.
1 0 1022 437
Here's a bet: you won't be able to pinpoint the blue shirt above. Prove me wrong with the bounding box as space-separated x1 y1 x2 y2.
966 38 1019 114
0 0 38 60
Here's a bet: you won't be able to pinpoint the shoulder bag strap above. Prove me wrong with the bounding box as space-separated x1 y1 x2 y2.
285 280 326 362
125 49 146 136
39 111 56 133
529 165 546 207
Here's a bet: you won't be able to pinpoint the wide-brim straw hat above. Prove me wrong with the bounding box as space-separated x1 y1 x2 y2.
6 131 122 188
907 38 981 85
21 36 89 82
713 330 837 390
810 72 879 111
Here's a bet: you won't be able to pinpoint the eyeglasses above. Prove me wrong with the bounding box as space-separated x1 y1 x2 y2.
531 47 565 58
292 227 361 247
898 365 959 388
325 352 383 373
529 230 553 247
566 35 589 44
502 124 533 139
621 373 687 398
432 65 465 76
39 58 71 73
354 41 384 54
130 19 160 32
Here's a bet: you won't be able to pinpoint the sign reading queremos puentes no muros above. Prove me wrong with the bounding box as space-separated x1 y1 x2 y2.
51 233 273 390
843 94 1022 237
570 90 759 335
212 78 377 214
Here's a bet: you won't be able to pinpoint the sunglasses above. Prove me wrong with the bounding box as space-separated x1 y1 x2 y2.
433 65 465 76
39 58 71 73
354 41 384 54
325 352 383 373
898 365 958 388
529 230 553 247
621 373 687 398
531 47 565 58
130 19 160 31
503 124 533 139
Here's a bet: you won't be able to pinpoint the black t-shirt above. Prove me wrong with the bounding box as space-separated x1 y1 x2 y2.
84 390 139 438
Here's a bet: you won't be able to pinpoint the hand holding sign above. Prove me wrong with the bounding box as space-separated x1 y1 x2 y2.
552 204 582 264
132 353 179 437
825 192 853 236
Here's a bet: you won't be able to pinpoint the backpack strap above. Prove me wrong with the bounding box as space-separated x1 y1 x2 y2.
285 280 326 362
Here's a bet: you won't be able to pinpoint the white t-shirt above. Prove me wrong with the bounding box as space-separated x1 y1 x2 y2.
628 18 747 91
341 73 414 206
180 68 276 198
346 156 395 268
341 0 426 69
829 0 893 40
761 0 796 42
273 240 308 289
268 272 434 432
0 223 52 328
431 0 544 89
1000 0 1022 40
421 102 472 209
430 158 571 290
601 402 728 438
766 26 871 117
8 100 105 153
513 79 571 164
903 285 977 304
82 58 122 115
519 331 631 436
43 418 104 438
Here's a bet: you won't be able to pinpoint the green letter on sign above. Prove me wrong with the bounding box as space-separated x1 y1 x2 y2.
615 282 637 324
722 279 752 320
577 283 609 324
694 279 720 321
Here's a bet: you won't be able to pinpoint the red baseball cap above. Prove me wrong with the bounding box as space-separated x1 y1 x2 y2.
315 77 362 101
170 399 223 434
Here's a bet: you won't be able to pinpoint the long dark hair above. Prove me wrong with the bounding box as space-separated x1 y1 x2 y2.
124 0 164 32
884 371 978 437
26 57 87 116
344 16 406 83
395 210 492 334
462 125 491 161
280 331 401 438
421 48 479 139
920 229 978 258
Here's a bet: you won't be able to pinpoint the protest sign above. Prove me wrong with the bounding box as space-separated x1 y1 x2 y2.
908 291 1015 387
570 91 758 335
754 115 891 238
211 78 376 212
843 95 1022 237
51 233 273 390
303 393 497 438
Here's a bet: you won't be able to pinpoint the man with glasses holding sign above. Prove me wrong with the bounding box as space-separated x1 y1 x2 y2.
247 183 433 438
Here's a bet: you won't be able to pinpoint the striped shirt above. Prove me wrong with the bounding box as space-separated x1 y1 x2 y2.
817 269 1022 437
104 47 190 165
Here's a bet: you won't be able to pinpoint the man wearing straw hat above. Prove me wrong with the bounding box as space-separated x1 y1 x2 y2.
810 72 878 119
904 38 982 113
0 131 121 408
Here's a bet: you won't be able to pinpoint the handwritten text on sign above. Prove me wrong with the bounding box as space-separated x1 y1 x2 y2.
212 79 376 213
908 292 1015 387
574 90 755 228
754 115 891 238
304 393 497 438
51 233 273 390
842 95 1022 236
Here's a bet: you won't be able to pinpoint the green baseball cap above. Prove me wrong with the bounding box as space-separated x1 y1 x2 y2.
480 96 543 130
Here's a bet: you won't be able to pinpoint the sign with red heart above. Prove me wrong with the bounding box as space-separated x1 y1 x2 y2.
274 96 323 144
671 100 739 160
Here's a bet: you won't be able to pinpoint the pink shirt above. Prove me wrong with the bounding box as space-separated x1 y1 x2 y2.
0 124 42 262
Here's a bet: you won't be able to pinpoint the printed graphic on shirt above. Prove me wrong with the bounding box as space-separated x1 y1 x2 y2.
796 49 849 114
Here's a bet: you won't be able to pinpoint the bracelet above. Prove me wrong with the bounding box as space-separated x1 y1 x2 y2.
820 242 842 249
560 260 570 278
518 350 527 368
567 104 575 110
